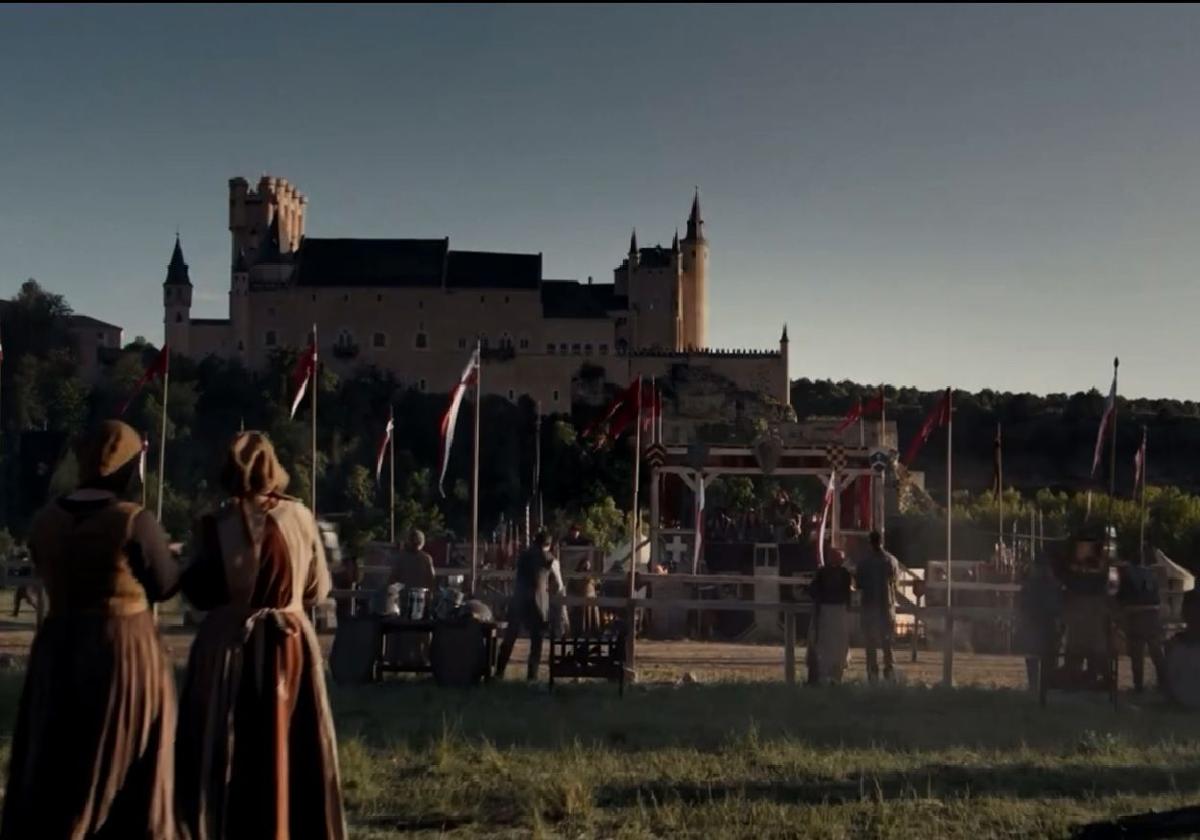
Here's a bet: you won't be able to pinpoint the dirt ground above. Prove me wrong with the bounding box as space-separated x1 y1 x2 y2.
0 596 1149 691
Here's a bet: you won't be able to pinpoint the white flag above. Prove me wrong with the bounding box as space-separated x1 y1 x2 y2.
437 349 480 497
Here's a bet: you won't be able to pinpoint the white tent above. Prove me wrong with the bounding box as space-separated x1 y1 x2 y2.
1154 548 1194 622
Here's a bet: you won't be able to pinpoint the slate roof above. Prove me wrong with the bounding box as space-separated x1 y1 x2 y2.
445 251 541 290
541 280 627 319
294 238 449 288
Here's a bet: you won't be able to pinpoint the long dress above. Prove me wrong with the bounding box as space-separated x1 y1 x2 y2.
175 495 346 840
2 494 178 840
808 565 852 684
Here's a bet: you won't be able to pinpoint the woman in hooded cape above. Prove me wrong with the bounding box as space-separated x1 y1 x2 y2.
2 420 179 839
175 432 346 840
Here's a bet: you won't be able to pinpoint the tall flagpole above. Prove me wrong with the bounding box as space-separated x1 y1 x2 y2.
534 402 542 531
878 386 887 543
996 421 1004 562
388 405 396 545
630 376 642 598
1139 425 1148 564
943 387 954 688
156 363 169 522
310 324 318 515
1106 357 1119 536
471 340 481 594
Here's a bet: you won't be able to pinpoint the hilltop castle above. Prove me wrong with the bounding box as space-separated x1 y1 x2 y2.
164 175 789 414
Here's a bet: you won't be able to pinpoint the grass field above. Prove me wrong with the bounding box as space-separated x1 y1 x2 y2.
0 597 1194 838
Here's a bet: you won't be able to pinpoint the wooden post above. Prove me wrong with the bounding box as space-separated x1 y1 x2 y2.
784 611 796 685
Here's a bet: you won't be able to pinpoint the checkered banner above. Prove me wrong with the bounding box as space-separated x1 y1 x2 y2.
825 444 847 472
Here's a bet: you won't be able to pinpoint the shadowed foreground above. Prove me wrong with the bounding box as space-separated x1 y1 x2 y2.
0 651 1195 838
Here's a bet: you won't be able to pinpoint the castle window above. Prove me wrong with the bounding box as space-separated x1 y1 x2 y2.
268 307 276 317
342 294 349 303
480 337 489 350
584 343 593 356
572 344 581 355
415 332 428 350
458 337 467 350
237 340 245 351
265 330 277 347
480 296 485 303
418 300 424 310
507 389 515 401
519 338 529 350
377 294 383 303
419 378 427 392
311 294 317 302
559 343 567 354
552 389 560 403
616 339 628 354
547 344 555 354
373 332 387 349
175 313 183 323
599 344 608 355
504 296 510 304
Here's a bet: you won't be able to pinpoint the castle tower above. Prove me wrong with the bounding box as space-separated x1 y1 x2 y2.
615 227 684 351
228 175 306 265
780 324 790 407
163 236 192 355
680 189 709 349
230 247 250 359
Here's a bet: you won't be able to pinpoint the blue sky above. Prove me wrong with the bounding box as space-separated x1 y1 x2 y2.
2 4 1198 398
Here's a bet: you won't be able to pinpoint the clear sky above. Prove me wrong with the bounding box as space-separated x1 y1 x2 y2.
2 4 1198 399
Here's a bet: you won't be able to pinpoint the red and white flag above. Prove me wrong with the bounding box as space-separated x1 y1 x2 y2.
835 392 884 434
375 410 394 483
817 469 836 567
692 476 705 571
117 344 169 416
1133 426 1147 491
1091 366 1118 477
289 331 318 419
641 379 661 439
902 390 951 467
437 348 480 497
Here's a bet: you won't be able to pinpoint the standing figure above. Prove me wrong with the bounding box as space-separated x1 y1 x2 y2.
568 555 600 636
2 421 179 840
1015 554 1063 693
807 547 852 684
1117 553 1167 693
1061 538 1111 688
175 432 346 840
495 531 560 681
856 530 899 683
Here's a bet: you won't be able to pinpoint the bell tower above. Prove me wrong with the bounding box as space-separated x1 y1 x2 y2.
163 236 192 355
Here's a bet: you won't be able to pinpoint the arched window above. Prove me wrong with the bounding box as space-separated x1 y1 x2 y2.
175 313 183 323
415 332 428 350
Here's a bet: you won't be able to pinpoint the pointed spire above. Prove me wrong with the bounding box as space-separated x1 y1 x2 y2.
165 236 191 286
685 187 704 241
629 228 638 256
780 323 789 343
672 228 680 252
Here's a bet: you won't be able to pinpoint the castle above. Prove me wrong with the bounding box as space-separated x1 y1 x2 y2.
164 175 789 414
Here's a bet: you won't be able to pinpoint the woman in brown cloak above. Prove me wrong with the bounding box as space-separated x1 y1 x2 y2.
2 420 179 840
175 432 346 840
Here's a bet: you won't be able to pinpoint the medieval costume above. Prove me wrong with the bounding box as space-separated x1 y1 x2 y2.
856 532 899 683
2 420 179 840
175 432 346 840
807 549 852 684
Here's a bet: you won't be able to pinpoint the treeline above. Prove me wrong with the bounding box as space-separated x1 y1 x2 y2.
792 379 1200 497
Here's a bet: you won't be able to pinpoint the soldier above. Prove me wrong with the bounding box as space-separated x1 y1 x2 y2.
856 530 900 683
1015 554 1062 693
1117 552 1167 693
1060 535 1112 689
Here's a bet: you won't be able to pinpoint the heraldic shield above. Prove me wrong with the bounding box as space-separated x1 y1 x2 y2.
753 434 782 475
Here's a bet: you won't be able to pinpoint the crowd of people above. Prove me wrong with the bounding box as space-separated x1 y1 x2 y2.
2 420 346 840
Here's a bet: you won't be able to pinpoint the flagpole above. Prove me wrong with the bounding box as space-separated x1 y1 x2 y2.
1139 425 1148 564
534 403 542 532
311 324 318 515
943 387 954 688
141 434 148 508
156 364 169 522
389 405 396 545
1106 357 1118 535
996 421 1004 563
630 376 642 599
878 386 887 543
471 340 481 595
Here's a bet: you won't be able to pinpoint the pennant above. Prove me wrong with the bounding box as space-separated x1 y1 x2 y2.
902 390 951 467
693 476 705 572
817 469 836 567
289 332 317 420
835 392 885 434
138 435 148 484
117 344 169 416
437 348 480 497
1091 365 1118 477
375 411 394 483
1133 426 1146 492
581 378 649 447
